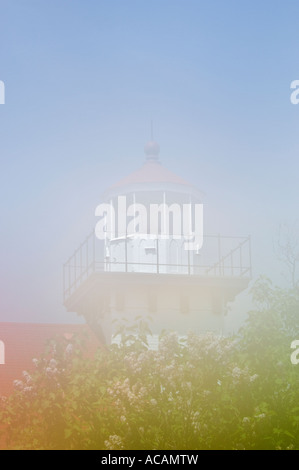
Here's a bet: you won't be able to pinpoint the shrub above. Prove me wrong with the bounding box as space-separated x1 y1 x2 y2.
1 279 299 450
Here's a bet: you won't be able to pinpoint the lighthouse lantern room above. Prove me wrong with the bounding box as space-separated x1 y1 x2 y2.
63 141 251 343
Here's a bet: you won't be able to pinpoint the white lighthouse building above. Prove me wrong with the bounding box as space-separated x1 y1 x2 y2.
64 141 251 343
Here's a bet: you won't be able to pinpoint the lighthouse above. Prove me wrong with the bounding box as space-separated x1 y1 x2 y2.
63 141 251 344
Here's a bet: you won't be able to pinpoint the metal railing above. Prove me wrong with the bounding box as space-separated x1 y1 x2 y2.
63 232 252 302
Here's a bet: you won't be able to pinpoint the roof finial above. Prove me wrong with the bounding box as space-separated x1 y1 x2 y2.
144 120 160 160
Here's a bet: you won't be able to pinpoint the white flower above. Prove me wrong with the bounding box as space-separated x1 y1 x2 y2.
13 380 24 391
150 398 157 406
49 359 57 369
104 435 124 450
256 413 266 420
65 344 73 355
242 417 250 424
22 371 32 384
232 367 242 378
46 367 58 377
250 374 258 383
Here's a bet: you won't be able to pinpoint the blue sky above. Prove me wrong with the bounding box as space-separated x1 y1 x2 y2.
0 0 298 324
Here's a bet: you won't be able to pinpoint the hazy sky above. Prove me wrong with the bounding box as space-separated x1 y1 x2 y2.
0 0 298 325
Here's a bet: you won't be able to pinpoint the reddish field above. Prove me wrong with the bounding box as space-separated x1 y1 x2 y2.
0 322 100 449
0 323 99 397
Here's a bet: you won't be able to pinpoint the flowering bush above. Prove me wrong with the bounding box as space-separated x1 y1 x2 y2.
1 278 299 450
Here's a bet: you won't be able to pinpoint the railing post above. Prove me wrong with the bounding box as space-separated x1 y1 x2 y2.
63 264 65 302
125 229 128 273
86 237 89 275
218 234 222 276
80 243 83 279
74 251 77 290
240 243 242 276
156 238 159 274
93 232 96 272
248 235 252 278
